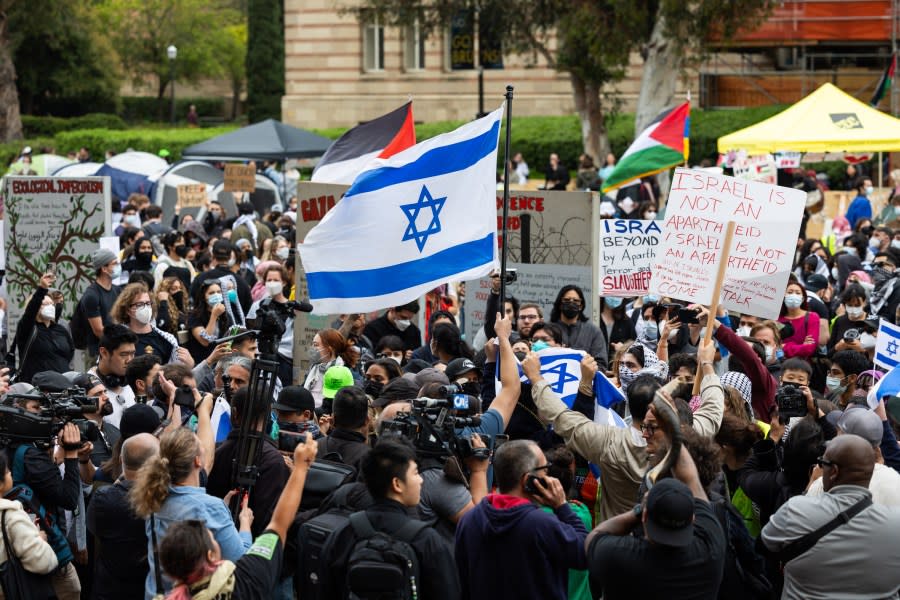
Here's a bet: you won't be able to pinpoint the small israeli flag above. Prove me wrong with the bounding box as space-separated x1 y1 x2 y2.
874 318 900 370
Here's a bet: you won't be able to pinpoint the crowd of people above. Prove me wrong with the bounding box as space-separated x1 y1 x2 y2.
0 161 897 600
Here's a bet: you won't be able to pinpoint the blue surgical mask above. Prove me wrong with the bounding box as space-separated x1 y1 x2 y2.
644 321 659 339
605 297 623 309
643 294 659 304
207 293 223 306
865 186 874 196
869 238 881 251
531 340 550 352
784 294 804 309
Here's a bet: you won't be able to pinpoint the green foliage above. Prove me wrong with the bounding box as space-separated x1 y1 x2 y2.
246 0 284 122
21 114 128 138
52 127 237 163
119 97 227 124
9 1 122 116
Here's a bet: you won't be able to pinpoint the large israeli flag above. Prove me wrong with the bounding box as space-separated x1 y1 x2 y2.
299 106 503 314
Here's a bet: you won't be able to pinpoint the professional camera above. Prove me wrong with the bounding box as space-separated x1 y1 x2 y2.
381 395 485 460
843 329 860 343
775 384 806 419
0 388 99 449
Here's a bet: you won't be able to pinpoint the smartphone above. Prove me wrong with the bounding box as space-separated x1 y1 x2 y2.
524 474 547 494
678 307 700 324
46 262 57 276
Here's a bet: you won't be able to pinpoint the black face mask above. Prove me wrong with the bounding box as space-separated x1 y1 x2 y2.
461 381 481 397
174 244 189 258
561 302 581 318
514 351 528 362
136 251 153 264
364 380 384 398
172 291 185 312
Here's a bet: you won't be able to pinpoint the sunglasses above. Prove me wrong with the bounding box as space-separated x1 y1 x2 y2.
816 457 838 468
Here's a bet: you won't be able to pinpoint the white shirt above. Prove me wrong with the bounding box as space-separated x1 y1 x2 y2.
89 367 135 429
806 462 900 506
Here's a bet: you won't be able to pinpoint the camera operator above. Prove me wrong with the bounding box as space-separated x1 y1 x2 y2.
5 407 90 598
89 324 138 429
70 373 120 475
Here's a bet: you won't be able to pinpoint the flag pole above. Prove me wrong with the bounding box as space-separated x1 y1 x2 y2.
499 85 514 313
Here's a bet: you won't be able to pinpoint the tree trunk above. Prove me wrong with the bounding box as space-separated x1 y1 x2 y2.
0 14 23 142
634 11 683 201
570 73 609 165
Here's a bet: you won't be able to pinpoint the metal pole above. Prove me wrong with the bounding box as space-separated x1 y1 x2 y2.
478 67 485 118
170 59 176 126
498 85 514 313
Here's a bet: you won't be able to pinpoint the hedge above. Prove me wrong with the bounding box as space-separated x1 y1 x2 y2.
21 113 128 138
52 126 238 163
120 97 227 123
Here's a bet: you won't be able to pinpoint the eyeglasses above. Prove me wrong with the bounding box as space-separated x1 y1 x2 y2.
640 423 659 435
518 314 540 321
130 302 152 310
816 457 838 469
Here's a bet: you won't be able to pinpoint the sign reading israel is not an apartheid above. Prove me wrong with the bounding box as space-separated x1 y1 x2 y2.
650 167 805 319
4 177 111 343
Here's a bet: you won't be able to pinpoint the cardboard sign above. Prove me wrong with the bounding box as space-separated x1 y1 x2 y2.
775 152 802 169
650 167 805 319
223 164 256 192
4 177 111 343
176 183 207 207
599 219 660 297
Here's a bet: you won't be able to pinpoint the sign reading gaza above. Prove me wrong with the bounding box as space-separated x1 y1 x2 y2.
650 167 805 319
600 219 660 297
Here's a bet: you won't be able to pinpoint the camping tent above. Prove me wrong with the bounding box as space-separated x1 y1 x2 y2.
718 83 900 154
52 162 102 177
181 119 332 161
6 154 72 176
95 152 169 202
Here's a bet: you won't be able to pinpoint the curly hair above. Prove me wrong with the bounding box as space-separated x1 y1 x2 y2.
110 282 155 326
155 276 183 334
128 428 200 518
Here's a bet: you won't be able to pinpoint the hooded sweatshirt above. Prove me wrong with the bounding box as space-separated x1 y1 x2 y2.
455 493 588 600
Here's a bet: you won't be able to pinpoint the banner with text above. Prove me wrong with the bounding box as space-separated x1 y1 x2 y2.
599 219 660 297
4 177 111 343
650 167 804 319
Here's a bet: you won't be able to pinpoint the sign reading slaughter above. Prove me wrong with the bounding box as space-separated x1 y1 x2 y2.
650 167 805 319
599 219 660 297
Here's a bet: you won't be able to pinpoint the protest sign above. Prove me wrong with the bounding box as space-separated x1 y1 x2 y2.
599 219 660 297
176 183 208 208
650 167 805 319
223 164 256 192
465 262 592 344
292 182 349 382
3 177 111 343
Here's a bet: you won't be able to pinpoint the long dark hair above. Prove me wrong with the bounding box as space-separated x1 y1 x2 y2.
551 285 587 322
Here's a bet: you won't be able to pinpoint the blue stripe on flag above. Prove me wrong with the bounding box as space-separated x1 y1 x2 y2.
876 352 900 369
307 232 494 299
345 119 501 197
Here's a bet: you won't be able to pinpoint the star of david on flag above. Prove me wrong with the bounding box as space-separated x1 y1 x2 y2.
298 106 503 314
874 318 900 370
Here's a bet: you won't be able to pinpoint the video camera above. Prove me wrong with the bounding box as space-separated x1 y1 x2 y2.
0 388 99 449
775 383 807 420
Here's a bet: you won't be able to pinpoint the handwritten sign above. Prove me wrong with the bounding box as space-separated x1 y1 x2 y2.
650 167 805 319
775 152 802 169
4 177 111 343
464 262 592 344
223 164 256 192
599 219 660 297
177 183 207 207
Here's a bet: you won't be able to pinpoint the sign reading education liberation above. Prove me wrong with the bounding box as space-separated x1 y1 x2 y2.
4 176 111 343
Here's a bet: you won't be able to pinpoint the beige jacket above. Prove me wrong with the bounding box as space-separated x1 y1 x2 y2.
531 373 724 520
0 498 58 595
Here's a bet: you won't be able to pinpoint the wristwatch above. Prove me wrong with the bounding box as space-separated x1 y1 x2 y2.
632 503 643 519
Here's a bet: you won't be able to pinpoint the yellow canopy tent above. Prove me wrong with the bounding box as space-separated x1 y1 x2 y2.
717 83 900 154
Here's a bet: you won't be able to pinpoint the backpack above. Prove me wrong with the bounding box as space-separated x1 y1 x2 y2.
300 453 357 511
296 484 359 600
712 497 774 600
7 445 74 567
69 288 92 350
344 511 427 600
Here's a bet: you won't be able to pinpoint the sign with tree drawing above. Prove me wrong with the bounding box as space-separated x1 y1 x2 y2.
4 177 111 344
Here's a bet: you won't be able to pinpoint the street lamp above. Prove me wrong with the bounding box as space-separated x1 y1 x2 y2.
167 45 177 126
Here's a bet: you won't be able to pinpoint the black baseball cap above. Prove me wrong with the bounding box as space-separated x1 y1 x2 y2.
273 386 315 412
645 479 695 547
445 358 478 382
120 404 161 440
805 274 828 292
212 239 234 260
374 377 420 408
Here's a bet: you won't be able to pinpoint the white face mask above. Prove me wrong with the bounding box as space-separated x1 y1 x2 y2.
619 199 635 213
645 211 657 220
134 305 153 325
860 332 876 349
265 281 283 297
846 305 864 319
865 186 874 196
892 240 900 250
832 266 840 280
394 318 411 332
275 247 290 260
123 214 141 228
736 326 751 337
40 305 56 321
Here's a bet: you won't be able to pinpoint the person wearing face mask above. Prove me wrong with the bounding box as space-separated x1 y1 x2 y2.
9 271 74 384
303 329 355 407
600 296 636 364
233 238 259 290
363 358 403 399
778 280 820 359
638 200 659 221
231 201 273 252
187 281 230 363
551 285 609 371
829 283 870 354
247 265 300 384
190 240 253 313
825 350 870 409
110 283 187 367
154 231 196 287
870 253 900 321
845 177 874 230
79 248 125 359
115 204 141 236
121 237 156 278
363 300 423 356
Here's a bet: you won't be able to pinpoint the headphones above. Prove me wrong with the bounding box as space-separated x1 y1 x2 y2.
97 369 127 391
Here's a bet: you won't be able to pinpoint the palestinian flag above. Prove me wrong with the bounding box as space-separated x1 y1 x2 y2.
870 53 896 107
601 101 690 193
312 102 416 184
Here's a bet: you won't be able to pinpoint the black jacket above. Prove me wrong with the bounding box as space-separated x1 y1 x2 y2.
86 479 148 600
363 314 422 351
317 429 369 472
206 432 291 538
190 265 253 314
14 287 74 383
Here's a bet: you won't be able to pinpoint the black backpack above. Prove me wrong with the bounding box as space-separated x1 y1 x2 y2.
712 498 774 600
344 511 427 600
69 286 93 350
299 454 357 511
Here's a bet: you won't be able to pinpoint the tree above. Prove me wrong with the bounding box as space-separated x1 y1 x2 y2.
99 0 243 117
246 0 284 122
217 23 248 119
350 0 774 166
0 1 23 141
10 1 121 116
